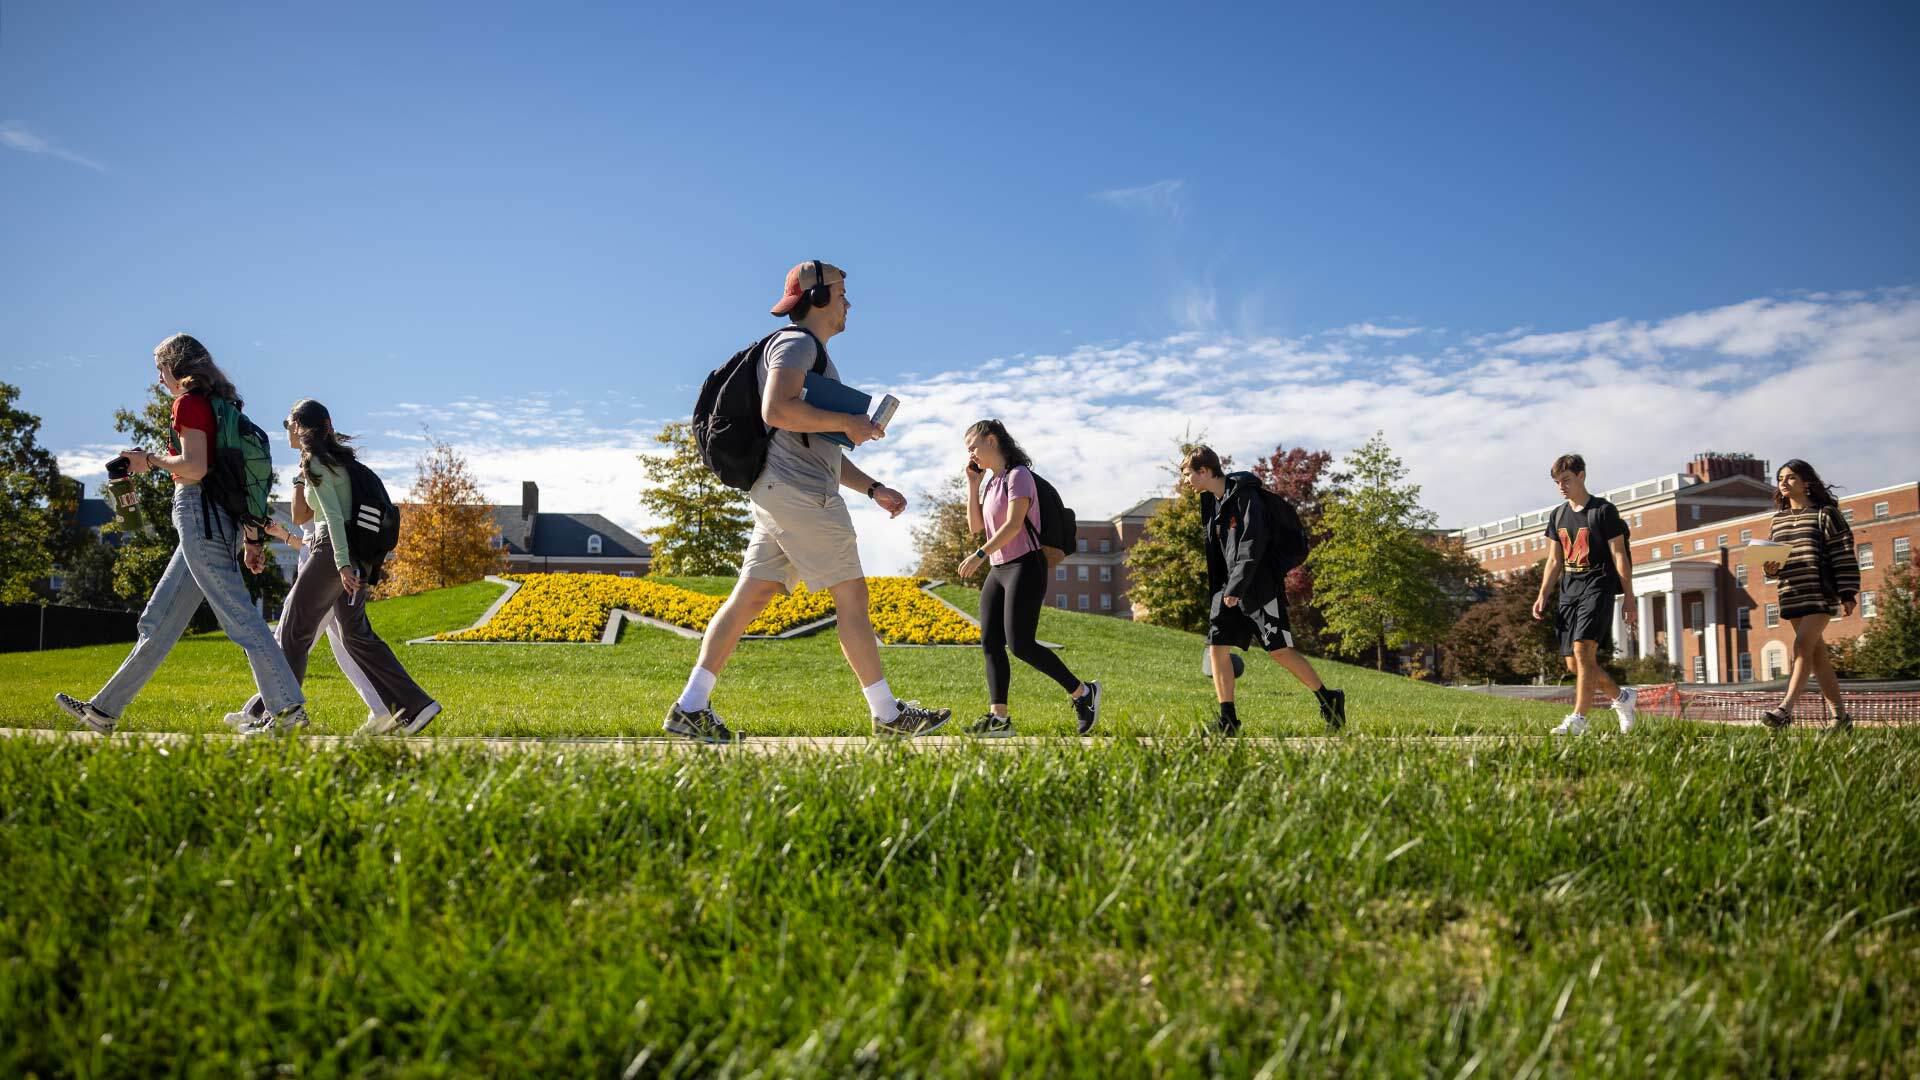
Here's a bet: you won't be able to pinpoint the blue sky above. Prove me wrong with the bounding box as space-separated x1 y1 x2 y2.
6 2 1918 572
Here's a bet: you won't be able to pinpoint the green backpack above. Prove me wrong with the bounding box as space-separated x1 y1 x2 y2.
183 393 275 538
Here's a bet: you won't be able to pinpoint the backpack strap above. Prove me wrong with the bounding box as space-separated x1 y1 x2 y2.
769 327 831 446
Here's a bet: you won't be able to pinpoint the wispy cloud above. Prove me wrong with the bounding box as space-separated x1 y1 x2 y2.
58 290 1920 577
0 123 105 171
1333 322 1424 339
1091 178 1185 222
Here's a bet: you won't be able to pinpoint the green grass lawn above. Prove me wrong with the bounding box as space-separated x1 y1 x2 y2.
3 735 1914 1076
0 580 1582 736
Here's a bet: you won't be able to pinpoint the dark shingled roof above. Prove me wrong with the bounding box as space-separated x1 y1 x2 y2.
528 513 650 558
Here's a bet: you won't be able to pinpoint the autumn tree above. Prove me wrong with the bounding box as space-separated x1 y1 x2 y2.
1444 563 1555 683
377 438 504 598
911 474 986 583
1309 432 1455 670
1250 442 1345 650
638 421 753 576
0 382 69 601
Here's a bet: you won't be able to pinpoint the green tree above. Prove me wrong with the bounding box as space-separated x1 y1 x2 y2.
638 421 752 576
1124 443 1217 633
1444 562 1558 683
0 382 70 601
1309 432 1454 670
57 533 126 609
911 474 984 583
109 384 290 621
1853 555 1920 678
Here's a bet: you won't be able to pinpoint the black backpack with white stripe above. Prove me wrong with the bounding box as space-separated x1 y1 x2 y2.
343 459 402 586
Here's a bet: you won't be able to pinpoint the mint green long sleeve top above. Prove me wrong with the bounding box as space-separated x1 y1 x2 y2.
303 460 356 571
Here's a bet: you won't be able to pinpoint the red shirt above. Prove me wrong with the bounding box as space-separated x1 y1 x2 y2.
170 393 214 451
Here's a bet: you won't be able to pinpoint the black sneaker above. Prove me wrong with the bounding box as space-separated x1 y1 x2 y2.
1212 713 1241 738
1760 707 1793 729
55 693 116 735
1318 688 1346 732
1072 681 1102 736
967 713 1014 738
875 700 951 737
663 704 737 744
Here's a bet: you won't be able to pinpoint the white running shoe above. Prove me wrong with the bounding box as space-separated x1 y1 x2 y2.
1612 686 1638 734
399 701 442 736
1551 712 1589 736
355 712 401 737
222 710 255 731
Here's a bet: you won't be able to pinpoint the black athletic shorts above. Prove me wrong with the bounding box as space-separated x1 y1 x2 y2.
1207 595 1295 653
1555 581 1617 656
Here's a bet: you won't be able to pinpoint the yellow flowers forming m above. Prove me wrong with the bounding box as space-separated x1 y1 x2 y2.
441 575 981 645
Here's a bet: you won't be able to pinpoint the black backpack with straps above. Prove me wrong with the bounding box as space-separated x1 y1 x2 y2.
341 459 401 586
1018 469 1078 570
692 327 830 490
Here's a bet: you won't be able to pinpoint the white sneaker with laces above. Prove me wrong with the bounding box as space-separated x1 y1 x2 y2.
1612 686 1638 733
222 710 254 731
1551 712 1589 736
355 712 401 736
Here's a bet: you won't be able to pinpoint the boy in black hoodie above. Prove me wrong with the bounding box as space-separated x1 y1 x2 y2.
1182 445 1345 735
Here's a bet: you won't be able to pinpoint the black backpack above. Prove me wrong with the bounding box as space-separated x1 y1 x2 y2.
1259 488 1311 574
692 327 829 491
342 459 401 586
1019 470 1078 570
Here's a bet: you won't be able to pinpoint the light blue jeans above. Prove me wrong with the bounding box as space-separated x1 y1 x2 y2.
92 483 304 718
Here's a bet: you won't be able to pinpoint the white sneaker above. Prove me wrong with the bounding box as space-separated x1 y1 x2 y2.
241 705 311 738
398 701 442 736
222 710 256 731
355 712 401 737
1612 687 1638 733
1551 713 1589 736
55 693 117 735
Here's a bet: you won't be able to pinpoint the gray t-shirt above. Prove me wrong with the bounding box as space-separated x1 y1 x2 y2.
754 327 842 496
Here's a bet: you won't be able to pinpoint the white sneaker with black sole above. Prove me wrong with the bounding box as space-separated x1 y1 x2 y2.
55 693 117 735
1551 712 1588 736
241 705 311 738
355 712 401 737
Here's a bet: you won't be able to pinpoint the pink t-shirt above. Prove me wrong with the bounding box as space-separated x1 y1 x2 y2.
982 466 1042 566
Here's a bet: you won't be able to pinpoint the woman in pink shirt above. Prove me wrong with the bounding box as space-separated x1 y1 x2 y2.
957 420 1100 737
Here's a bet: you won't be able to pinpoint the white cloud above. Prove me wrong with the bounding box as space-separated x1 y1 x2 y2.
1091 178 1185 222
1334 322 1424 339
0 123 105 171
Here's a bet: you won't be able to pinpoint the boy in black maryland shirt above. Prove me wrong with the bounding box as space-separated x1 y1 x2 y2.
1531 453 1640 735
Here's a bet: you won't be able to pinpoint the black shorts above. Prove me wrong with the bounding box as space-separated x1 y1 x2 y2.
1207 595 1295 653
1555 584 1616 656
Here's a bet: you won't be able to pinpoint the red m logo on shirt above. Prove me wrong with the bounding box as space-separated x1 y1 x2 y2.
1559 527 1591 569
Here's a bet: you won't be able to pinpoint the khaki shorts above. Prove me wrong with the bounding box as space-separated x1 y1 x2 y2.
741 475 865 593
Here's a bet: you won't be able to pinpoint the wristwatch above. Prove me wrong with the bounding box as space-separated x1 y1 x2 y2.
866 481 882 499
973 547 987 560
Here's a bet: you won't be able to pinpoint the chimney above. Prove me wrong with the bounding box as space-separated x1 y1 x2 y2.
521 481 539 547
1686 452 1767 484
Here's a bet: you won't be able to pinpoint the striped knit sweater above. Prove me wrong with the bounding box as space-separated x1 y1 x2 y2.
1766 506 1861 604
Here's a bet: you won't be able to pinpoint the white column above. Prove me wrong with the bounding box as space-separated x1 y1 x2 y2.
1703 583 1721 684
1637 592 1656 658
1612 596 1630 658
1665 591 1684 670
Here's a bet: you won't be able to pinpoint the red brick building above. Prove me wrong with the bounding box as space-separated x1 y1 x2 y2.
1048 496 1168 617
1455 454 1917 683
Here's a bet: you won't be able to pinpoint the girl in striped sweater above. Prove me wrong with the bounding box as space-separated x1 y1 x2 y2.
1759 459 1860 730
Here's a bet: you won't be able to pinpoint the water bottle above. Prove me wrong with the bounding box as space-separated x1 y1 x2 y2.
104 454 146 534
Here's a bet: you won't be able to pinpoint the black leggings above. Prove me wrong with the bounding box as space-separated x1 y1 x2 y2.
980 550 1081 705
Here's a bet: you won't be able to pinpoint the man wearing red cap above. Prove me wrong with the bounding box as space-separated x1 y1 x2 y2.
664 261 953 741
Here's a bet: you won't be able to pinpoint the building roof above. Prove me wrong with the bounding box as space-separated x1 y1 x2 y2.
72 498 116 531
1113 496 1171 521
529 513 650 558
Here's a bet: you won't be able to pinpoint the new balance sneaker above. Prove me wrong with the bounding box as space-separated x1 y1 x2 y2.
1318 688 1347 732
1612 686 1638 734
242 705 311 738
55 693 116 735
355 712 402 737
1550 712 1588 736
663 703 737 744
398 701 442 736
1073 681 1103 736
967 713 1014 738
875 700 951 737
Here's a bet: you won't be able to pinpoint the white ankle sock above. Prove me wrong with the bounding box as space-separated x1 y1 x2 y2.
863 679 897 721
677 667 717 713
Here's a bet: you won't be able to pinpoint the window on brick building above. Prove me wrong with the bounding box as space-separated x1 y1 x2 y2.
1100 539 1111 553
1693 656 1706 684
1101 594 1113 611
1858 544 1874 570
1717 534 1728 548
1056 594 1067 608
1691 505 1702 521
1764 643 1788 679
1689 601 1704 628
1055 566 1066 581
1633 512 1643 528
1896 537 1911 564
1078 594 1090 610
1077 538 1089 552
1739 653 1752 682
1099 566 1112 582
1740 529 1752 544
1863 592 1878 619
1735 563 1748 587
1874 501 1890 519
1765 603 1779 627
1737 606 1750 629
1077 566 1089 582
1693 538 1706 552
1844 508 1856 523
1651 546 1662 559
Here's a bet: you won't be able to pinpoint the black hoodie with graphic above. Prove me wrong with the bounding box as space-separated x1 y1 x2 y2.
1202 471 1285 614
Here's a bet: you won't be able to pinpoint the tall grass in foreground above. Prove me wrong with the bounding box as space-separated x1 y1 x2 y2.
3 734 1916 1076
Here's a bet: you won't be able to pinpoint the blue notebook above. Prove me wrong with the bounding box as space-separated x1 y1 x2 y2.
801 372 874 450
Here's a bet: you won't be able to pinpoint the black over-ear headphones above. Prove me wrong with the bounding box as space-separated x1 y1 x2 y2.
802 260 834 309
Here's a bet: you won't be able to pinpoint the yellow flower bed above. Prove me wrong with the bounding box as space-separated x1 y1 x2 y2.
440 574 979 645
